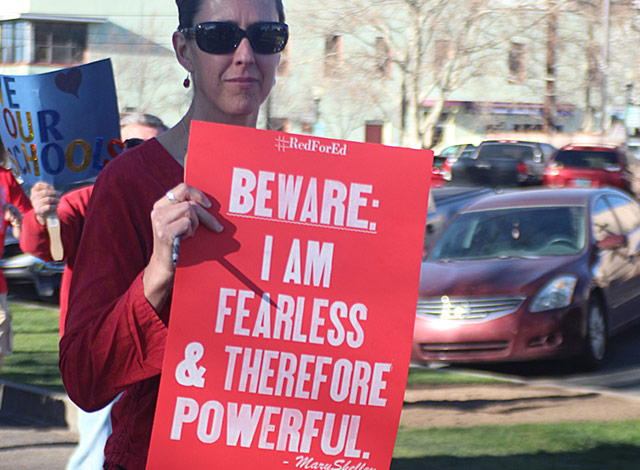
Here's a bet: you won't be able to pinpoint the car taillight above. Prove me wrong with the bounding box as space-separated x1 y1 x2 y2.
442 158 453 172
517 162 528 174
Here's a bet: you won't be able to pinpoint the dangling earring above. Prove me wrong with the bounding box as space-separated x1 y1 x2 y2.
183 74 191 88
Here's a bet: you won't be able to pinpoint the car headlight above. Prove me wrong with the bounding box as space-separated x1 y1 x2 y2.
529 275 578 312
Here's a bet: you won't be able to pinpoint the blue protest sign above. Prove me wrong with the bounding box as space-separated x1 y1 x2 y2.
0 59 120 187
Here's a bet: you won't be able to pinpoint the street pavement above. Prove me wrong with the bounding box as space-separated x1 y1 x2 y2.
454 320 640 398
0 422 76 470
0 292 77 469
3 292 640 469
0 380 78 470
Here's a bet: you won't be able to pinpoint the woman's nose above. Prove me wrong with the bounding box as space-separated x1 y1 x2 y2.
234 37 255 64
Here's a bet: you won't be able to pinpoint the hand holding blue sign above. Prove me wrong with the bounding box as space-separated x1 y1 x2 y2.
0 59 120 259
0 59 120 187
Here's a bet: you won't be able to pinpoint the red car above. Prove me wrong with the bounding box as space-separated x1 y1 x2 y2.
412 188 640 369
430 165 446 188
543 144 632 192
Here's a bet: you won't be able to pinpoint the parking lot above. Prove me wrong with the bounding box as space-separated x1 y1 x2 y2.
416 137 640 394
460 319 640 397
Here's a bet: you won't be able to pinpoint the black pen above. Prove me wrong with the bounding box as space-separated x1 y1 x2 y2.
172 237 181 265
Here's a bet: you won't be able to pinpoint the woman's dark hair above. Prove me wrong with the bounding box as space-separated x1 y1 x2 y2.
176 0 286 28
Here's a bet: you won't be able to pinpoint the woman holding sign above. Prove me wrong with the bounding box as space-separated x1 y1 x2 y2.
60 1 287 469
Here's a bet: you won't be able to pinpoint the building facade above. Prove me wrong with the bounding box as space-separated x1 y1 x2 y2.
1 1 639 146
0 0 186 125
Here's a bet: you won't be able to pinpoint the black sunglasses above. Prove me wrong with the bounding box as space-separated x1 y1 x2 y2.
179 21 288 55
124 138 144 149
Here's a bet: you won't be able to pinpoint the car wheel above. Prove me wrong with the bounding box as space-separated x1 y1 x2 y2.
581 298 607 369
33 276 60 304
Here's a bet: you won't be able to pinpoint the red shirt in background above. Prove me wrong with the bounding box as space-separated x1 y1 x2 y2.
61 139 182 470
20 185 93 334
0 166 33 294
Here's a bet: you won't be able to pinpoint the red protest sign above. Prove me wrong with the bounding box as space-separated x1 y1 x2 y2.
147 122 432 470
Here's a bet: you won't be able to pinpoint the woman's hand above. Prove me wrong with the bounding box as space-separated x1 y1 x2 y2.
30 182 61 225
4 203 23 238
143 183 223 310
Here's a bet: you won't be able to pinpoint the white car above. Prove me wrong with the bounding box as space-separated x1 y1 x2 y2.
0 233 64 301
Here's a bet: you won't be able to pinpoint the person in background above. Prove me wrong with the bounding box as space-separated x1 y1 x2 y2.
0 137 33 373
59 0 288 468
19 114 167 470
120 113 169 147
21 114 169 334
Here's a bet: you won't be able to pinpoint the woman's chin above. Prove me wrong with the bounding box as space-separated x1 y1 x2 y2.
223 100 262 121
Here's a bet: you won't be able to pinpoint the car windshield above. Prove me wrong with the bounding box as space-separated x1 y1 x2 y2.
477 143 534 161
438 145 462 158
554 150 619 169
459 146 476 159
430 206 586 261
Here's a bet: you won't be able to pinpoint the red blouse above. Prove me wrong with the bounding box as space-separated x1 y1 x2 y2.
0 166 32 294
19 185 93 334
61 139 183 470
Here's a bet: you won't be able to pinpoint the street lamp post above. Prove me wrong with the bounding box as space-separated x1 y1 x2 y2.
625 81 634 138
600 0 610 133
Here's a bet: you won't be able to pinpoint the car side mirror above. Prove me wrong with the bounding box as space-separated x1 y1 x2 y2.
597 234 627 250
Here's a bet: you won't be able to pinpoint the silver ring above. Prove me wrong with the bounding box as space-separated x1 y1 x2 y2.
166 190 177 202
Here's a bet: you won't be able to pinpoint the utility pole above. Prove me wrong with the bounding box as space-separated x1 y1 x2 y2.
544 0 558 133
600 0 610 133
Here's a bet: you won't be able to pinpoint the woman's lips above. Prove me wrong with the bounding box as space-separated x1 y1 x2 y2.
227 77 258 88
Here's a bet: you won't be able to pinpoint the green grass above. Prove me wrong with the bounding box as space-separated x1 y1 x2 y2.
4 300 640 469
391 421 640 469
407 366 508 386
0 301 63 392
399 369 640 468
0 299 502 393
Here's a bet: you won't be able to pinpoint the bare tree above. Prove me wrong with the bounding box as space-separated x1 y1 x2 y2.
280 0 640 146
604 0 640 122
544 0 559 132
292 1 559 148
89 15 186 122
518 0 640 134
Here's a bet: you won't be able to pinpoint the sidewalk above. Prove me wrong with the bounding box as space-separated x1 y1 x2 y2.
5 372 640 469
0 379 78 470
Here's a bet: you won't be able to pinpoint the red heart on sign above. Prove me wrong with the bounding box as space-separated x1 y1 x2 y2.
55 68 83 98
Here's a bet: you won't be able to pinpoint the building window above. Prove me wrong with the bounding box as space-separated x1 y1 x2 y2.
324 34 343 76
1 20 87 65
1 21 28 63
433 39 452 69
375 37 391 78
34 22 87 64
365 121 384 144
508 42 526 83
